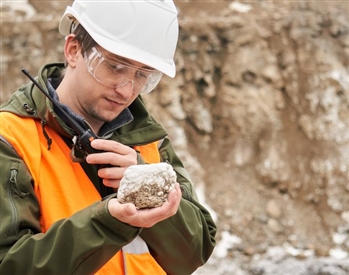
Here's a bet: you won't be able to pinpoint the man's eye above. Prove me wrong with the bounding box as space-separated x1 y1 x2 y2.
135 70 148 82
108 62 125 73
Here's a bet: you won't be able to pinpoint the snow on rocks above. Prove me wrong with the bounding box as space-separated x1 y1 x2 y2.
118 163 177 209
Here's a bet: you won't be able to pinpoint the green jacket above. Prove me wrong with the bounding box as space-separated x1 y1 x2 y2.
0 63 216 275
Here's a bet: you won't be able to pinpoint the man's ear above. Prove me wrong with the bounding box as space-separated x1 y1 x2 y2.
64 34 81 68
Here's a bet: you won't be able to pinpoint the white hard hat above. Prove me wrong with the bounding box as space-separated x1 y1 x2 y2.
59 0 179 78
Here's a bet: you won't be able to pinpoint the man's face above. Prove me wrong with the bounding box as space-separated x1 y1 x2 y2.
64 42 149 127
76 50 140 123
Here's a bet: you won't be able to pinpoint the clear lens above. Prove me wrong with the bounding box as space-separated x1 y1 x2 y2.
84 47 162 94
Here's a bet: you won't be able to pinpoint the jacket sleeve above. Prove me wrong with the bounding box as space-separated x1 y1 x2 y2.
140 137 217 275
0 138 141 275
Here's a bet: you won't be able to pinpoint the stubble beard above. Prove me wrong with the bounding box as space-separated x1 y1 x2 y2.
84 101 118 124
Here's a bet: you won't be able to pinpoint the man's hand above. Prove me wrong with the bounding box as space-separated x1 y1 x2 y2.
86 139 137 188
107 183 182 228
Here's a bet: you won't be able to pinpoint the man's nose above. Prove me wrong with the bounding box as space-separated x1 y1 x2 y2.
114 80 135 97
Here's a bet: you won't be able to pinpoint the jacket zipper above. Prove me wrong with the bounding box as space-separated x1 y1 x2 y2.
0 134 15 150
1 135 26 236
8 168 19 236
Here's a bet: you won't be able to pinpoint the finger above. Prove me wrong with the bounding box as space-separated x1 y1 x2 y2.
102 178 121 189
91 139 132 155
123 203 138 216
166 183 182 205
86 152 118 165
98 167 124 188
86 152 135 167
98 166 125 179
108 199 137 218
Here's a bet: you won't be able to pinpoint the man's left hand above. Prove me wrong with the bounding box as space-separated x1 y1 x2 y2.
86 139 137 188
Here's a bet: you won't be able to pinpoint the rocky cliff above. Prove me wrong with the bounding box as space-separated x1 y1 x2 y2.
1 1 348 274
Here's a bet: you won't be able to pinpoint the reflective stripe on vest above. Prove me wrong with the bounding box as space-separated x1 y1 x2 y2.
0 112 166 275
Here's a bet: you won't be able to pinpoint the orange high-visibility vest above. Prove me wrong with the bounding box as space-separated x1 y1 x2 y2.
0 112 165 275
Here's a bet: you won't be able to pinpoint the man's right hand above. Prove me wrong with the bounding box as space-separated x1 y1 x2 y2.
107 183 182 228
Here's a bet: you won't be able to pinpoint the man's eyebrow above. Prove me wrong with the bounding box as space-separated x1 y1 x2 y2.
107 53 154 70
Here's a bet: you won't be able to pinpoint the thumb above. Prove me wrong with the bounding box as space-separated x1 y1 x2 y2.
108 198 137 219
122 203 137 216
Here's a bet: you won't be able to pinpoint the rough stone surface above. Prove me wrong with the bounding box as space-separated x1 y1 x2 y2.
118 163 176 209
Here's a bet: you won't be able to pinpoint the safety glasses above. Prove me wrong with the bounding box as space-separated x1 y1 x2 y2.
84 47 162 94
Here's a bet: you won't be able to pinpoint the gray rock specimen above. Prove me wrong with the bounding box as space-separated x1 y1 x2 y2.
118 163 177 208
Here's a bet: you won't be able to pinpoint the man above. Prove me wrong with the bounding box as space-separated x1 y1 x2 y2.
0 1 216 275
